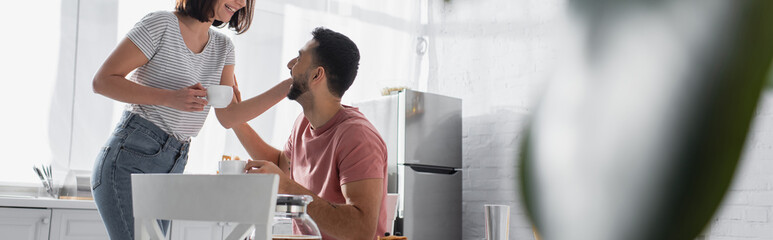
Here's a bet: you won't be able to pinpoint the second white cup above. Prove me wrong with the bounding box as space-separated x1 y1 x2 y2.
218 160 247 174
206 85 234 108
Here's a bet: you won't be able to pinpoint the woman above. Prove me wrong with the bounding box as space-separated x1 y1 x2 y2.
91 0 290 239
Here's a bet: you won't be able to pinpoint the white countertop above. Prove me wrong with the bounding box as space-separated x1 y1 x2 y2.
0 196 97 210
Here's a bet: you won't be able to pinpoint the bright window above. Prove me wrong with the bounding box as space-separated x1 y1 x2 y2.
0 0 68 185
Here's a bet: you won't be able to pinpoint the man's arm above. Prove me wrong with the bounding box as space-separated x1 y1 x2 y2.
232 123 290 173
227 76 290 171
301 179 383 240
245 161 383 240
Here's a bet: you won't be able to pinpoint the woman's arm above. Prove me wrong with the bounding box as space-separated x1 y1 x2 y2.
213 64 292 128
228 78 289 171
93 37 208 111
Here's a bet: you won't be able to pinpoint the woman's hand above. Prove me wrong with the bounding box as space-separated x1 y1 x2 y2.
281 78 293 93
165 83 208 111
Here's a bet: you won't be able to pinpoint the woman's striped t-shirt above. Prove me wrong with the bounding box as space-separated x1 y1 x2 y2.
125 11 235 141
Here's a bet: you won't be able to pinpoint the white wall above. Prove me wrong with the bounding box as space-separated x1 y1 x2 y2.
425 0 564 239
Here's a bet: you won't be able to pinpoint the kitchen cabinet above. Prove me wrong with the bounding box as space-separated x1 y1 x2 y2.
0 207 51 240
0 197 107 240
50 209 109 240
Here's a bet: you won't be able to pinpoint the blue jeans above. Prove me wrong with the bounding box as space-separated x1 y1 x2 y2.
92 112 190 240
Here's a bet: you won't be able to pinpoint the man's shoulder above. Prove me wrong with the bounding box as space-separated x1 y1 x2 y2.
292 112 309 128
337 108 379 135
335 115 386 152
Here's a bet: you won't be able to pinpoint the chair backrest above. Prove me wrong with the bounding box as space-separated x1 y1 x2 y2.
385 193 399 233
132 174 278 238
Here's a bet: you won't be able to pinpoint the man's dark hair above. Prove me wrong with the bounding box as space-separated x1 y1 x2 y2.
175 0 255 34
310 27 360 98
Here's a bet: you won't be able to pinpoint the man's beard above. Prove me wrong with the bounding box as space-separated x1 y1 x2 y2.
287 84 305 100
287 73 308 100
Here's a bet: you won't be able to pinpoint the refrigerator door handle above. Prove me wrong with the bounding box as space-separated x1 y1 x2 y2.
400 163 460 175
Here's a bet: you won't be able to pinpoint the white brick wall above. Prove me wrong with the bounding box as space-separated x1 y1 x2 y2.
427 0 773 239
426 0 562 239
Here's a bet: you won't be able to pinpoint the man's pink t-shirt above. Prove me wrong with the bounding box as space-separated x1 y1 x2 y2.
284 106 388 240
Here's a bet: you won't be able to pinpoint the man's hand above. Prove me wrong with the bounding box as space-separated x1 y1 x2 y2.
232 76 242 103
245 160 291 192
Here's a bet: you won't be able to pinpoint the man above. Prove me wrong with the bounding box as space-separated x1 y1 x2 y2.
232 27 388 240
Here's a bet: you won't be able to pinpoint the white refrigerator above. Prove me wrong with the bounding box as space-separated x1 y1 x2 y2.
353 89 462 240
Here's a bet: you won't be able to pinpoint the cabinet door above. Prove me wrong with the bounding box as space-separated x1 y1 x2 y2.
50 209 109 240
170 220 224 240
0 207 51 240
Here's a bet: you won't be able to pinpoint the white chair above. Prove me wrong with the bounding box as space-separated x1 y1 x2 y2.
384 193 399 234
131 174 278 240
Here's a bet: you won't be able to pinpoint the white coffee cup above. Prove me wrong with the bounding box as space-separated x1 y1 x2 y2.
218 160 247 174
206 85 234 108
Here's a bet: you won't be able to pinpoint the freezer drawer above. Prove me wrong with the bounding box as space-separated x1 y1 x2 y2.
400 166 462 240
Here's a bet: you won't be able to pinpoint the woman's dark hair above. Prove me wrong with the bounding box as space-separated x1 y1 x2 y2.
175 0 255 34
310 27 360 98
